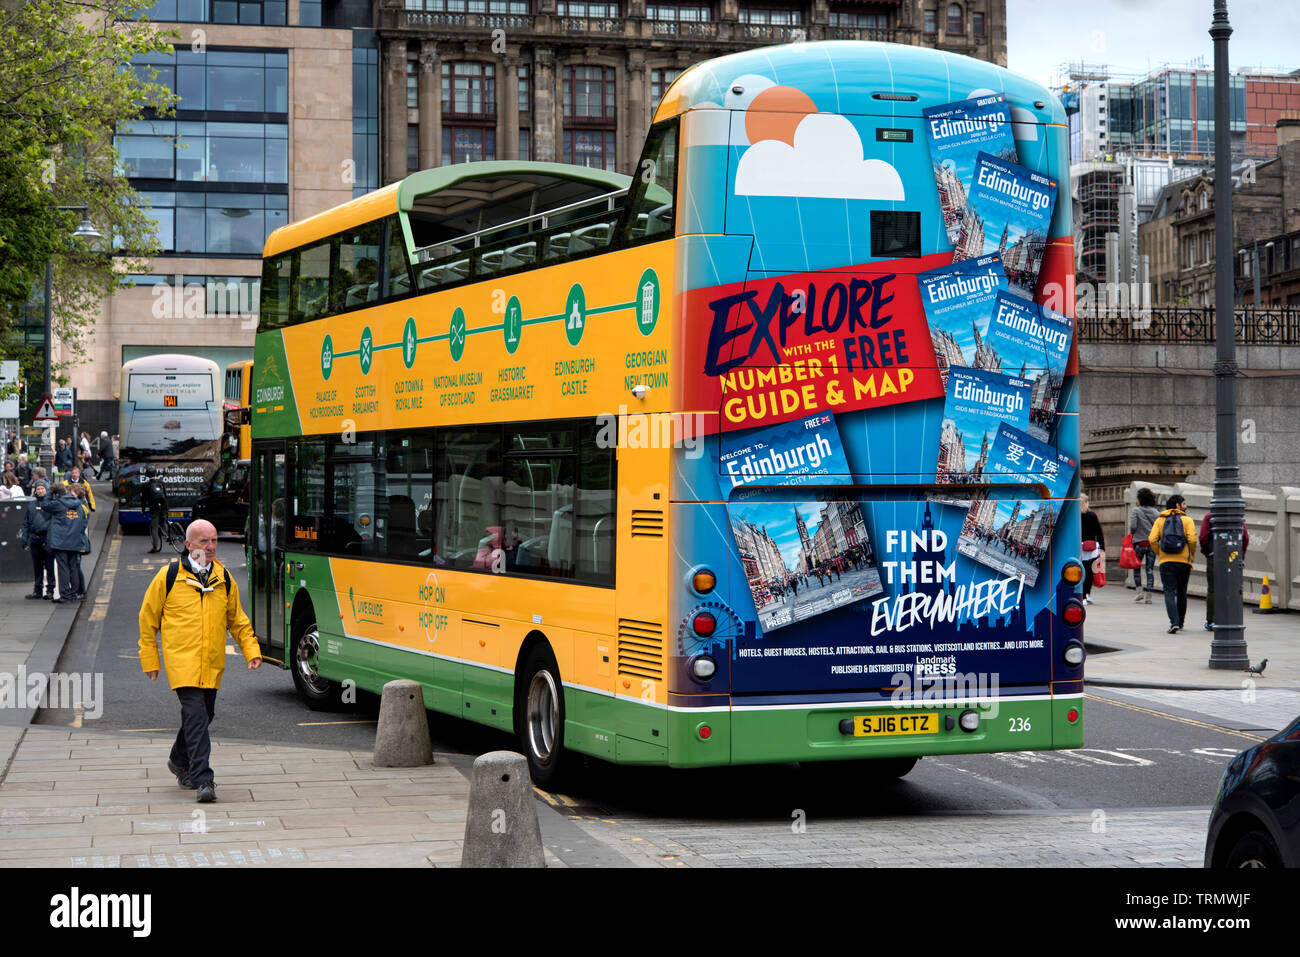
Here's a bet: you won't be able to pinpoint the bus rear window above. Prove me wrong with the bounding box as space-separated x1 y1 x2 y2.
260 254 291 329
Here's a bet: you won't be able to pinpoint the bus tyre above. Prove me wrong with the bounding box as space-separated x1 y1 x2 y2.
518 645 568 789
1224 829 1282 868
291 619 343 711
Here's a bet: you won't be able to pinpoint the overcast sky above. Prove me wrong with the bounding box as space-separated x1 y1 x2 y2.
1007 0 1300 87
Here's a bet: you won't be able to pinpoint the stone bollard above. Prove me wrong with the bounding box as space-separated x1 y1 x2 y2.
460 751 545 868
372 679 433 767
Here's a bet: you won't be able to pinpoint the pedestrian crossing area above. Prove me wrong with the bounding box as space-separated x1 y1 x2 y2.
1101 687 1300 733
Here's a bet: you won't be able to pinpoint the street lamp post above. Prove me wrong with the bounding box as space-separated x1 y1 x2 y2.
1208 0 1249 670
39 207 101 471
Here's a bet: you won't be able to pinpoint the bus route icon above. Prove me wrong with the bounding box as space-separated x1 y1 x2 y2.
565 283 586 347
449 307 466 362
504 295 522 355
636 269 660 336
321 334 334 380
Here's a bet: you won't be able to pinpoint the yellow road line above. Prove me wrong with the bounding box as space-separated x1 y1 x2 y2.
1084 692 1267 743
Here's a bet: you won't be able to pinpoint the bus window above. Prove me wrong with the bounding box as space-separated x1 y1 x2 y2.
434 427 502 570
381 433 434 560
260 253 291 328
577 432 615 584
335 222 381 312
618 119 677 243
294 240 333 323
291 438 325 548
384 217 414 300
502 455 575 576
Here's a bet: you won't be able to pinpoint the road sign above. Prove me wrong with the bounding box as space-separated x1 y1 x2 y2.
53 387 74 417
33 395 60 423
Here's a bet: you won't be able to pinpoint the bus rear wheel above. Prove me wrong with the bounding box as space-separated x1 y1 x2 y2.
518 645 568 789
291 618 343 711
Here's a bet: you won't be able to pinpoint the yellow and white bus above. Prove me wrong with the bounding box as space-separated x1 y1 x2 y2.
250 41 1086 786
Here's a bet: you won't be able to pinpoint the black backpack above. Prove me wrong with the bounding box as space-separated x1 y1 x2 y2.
1159 512 1187 554
165 559 231 597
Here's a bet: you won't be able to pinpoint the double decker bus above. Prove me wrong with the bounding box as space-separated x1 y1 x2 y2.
223 359 253 462
249 41 1086 785
117 354 223 530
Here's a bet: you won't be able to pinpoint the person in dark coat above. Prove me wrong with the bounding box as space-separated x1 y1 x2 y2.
41 482 89 603
21 477 56 599
13 453 32 494
1080 493 1106 605
54 439 74 472
95 431 115 480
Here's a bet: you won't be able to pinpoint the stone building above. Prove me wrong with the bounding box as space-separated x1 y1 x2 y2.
374 0 1008 180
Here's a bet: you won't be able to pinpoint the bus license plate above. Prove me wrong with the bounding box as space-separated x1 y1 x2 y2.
167 510 185 519
853 713 938 737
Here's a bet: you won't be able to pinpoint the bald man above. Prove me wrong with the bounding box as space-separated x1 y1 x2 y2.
139 519 262 803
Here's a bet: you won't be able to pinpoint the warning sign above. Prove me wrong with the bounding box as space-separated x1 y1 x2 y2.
32 395 59 423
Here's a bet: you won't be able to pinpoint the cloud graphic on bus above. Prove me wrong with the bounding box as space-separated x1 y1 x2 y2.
734 113 906 201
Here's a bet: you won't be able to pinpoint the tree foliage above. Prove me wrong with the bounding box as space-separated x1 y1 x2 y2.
0 0 176 396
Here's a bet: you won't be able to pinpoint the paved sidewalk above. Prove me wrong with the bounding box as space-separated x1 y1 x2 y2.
1082 578 1298 690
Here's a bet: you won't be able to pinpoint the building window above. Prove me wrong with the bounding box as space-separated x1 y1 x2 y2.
924 8 936 34
442 61 495 116
407 59 418 110
563 129 616 169
299 0 320 24
443 127 495 164
829 11 888 28
519 128 531 161
563 64 615 120
738 6 802 24
651 68 683 105
134 190 288 255
556 1 619 16
518 64 531 114
647 3 710 21
972 10 984 35
140 0 286 24
408 125 419 173
946 3 962 34
405 0 527 9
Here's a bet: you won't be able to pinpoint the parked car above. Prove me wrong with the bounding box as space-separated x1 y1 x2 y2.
191 459 250 536
1205 712 1300 867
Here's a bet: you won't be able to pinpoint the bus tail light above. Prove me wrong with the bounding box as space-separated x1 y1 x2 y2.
697 723 712 740
1062 601 1085 626
1063 643 1085 667
958 710 980 733
692 569 716 594
693 612 716 637
1061 561 1084 586
691 656 717 681
1067 708 1080 723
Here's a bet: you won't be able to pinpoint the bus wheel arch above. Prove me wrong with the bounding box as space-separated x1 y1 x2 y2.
289 594 343 711
513 632 569 788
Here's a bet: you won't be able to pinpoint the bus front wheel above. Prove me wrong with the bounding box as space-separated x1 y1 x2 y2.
291 618 343 711
518 645 568 789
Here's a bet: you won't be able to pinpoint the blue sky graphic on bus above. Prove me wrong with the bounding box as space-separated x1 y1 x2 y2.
935 368 1031 492
719 413 851 493
922 94 1018 245
956 423 1077 586
985 291 1074 441
959 153 1057 298
917 252 1008 388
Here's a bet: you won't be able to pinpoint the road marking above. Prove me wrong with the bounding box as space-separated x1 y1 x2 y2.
1085 692 1267 742
87 535 122 622
294 719 377 726
121 728 173 733
534 787 559 807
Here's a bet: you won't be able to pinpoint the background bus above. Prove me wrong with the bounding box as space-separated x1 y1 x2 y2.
117 354 222 529
223 359 253 463
249 41 1084 786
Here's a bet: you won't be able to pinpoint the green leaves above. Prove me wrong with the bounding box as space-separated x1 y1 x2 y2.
0 0 178 382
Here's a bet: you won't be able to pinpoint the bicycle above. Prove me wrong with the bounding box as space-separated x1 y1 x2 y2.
164 518 188 554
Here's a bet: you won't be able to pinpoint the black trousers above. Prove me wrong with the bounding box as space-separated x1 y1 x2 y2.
53 550 79 600
30 540 54 595
169 687 218 788
1160 562 1191 628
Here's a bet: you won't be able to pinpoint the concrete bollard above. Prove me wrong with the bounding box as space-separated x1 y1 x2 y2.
460 751 545 868
372 679 433 767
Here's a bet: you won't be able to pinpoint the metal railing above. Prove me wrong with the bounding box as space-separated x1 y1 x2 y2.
1076 305 1300 344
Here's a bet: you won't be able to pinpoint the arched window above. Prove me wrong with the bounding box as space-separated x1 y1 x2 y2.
947 3 962 34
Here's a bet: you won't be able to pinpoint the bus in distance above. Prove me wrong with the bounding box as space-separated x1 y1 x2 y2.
223 359 253 463
248 40 1085 786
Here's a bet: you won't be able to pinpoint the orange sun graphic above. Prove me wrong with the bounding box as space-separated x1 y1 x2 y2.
744 86 818 146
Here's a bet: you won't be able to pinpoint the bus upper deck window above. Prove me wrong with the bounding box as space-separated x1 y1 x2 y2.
619 120 677 244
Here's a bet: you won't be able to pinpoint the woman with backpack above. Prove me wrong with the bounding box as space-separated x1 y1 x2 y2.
1148 494 1197 634
1129 487 1161 603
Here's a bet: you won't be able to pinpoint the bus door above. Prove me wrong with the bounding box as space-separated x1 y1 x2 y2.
251 442 287 661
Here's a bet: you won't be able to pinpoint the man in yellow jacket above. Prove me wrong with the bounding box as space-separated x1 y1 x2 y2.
1148 494 1198 634
139 518 261 803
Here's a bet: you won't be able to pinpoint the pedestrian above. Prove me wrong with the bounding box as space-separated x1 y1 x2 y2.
95 431 115 480
0 473 24 499
6 434 28 457
138 519 262 803
65 465 95 512
79 431 93 470
40 482 88 603
54 438 74 472
14 453 32 494
1129 487 1160 603
1080 493 1105 605
20 477 55 599
1149 494 1197 634
68 484 90 599
1200 509 1250 631
142 466 168 553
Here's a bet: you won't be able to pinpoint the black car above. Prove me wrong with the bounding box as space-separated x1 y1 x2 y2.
1205 712 1300 867
191 460 250 536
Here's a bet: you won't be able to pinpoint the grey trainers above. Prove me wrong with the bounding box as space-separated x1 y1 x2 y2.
167 758 195 790
196 783 216 803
